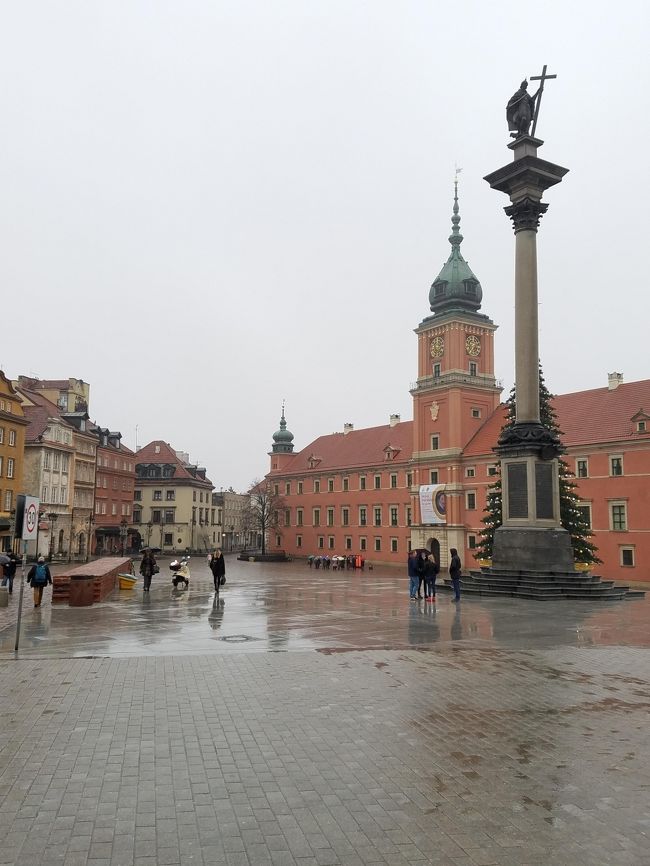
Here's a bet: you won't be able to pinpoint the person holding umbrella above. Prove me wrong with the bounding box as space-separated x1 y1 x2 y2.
0 553 16 595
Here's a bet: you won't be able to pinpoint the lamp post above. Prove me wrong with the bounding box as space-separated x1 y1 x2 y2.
85 513 94 563
120 518 128 557
48 512 58 562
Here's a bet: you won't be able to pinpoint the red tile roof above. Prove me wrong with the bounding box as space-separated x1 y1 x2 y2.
135 440 213 486
463 379 650 456
272 422 414 475
553 380 650 446
19 389 73 444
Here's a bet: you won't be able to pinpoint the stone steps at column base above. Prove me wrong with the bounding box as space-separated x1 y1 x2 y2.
439 571 641 601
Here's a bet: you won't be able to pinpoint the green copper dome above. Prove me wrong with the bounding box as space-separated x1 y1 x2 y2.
428 180 483 315
272 404 294 453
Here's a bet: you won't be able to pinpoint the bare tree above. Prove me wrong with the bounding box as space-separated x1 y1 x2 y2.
245 479 285 556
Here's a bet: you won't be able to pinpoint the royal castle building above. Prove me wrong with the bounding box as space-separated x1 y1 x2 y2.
265 187 650 583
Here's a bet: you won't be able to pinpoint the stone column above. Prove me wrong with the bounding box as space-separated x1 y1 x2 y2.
484 136 574 573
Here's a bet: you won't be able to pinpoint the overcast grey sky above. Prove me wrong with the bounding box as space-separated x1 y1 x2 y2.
1 1 648 491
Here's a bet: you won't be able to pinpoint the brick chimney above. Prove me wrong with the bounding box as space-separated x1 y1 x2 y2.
608 372 623 390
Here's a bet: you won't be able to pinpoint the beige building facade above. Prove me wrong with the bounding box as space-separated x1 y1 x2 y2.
132 441 214 554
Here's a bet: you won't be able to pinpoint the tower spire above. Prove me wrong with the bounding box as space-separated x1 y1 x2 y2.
428 170 483 315
272 401 294 453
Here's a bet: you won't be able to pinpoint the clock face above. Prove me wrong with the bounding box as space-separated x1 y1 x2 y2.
465 335 481 357
430 336 444 358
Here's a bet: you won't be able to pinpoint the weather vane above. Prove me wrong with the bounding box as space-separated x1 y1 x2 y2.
506 65 556 139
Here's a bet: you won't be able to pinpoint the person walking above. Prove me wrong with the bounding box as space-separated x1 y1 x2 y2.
407 550 419 600
140 549 157 592
27 556 52 607
1 553 18 595
449 548 462 602
416 552 427 599
424 553 439 603
209 548 226 593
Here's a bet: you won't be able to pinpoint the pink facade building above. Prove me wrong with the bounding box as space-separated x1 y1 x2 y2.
266 191 650 583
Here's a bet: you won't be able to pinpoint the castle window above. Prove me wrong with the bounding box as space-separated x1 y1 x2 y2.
466 492 476 510
577 504 592 528
637 421 647 433
620 547 635 567
610 502 627 531
471 408 481 419
391 538 398 552
433 363 441 377
343 477 349 492
430 471 438 484
466 467 475 478
468 535 476 549
296 535 302 548
359 475 366 490
360 537 367 551
328 478 334 492
469 362 478 376
576 459 589 478
390 473 397 488
434 282 445 297
431 435 439 450
610 456 623 477
314 480 320 493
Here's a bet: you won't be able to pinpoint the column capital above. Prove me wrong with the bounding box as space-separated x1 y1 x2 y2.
504 197 549 233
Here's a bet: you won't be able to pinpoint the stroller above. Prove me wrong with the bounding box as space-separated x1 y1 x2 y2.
170 555 191 588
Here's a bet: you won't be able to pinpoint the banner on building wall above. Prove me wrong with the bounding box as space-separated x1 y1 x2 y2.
419 484 447 525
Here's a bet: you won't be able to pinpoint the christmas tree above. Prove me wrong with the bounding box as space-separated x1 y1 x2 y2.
475 368 601 565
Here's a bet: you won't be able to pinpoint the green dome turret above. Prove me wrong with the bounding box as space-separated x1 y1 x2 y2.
429 176 483 315
272 402 294 453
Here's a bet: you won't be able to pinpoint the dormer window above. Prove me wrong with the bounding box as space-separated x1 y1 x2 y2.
464 280 476 295
434 282 446 297
638 421 647 433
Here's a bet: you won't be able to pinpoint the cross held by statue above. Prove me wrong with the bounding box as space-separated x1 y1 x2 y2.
530 64 557 138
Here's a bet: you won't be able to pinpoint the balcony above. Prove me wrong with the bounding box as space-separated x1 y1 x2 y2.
410 372 502 392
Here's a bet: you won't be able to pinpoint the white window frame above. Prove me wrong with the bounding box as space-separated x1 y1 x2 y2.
577 502 592 529
465 467 476 478
609 501 627 531
610 455 624 477
466 491 477 511
620 546 635 567
576 458 589 478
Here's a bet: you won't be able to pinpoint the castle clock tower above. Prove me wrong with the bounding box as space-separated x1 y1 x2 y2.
410 179 502 559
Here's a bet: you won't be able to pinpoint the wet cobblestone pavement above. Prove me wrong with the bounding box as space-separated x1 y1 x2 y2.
1 557 649 865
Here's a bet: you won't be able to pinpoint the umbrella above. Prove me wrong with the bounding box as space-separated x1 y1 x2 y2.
0 554 11 565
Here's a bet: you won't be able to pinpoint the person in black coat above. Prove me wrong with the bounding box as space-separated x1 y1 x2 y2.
449 548 462 602
209 548 226 593
424 554 439 602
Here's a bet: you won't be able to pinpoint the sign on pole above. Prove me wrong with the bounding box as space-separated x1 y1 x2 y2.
14 495 40 653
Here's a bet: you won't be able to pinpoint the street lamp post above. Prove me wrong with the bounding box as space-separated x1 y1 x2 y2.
85 513 94 563
48 512 58 562
120 518 128 557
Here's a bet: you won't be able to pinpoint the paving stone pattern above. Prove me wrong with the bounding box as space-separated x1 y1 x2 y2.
0 560 649 865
